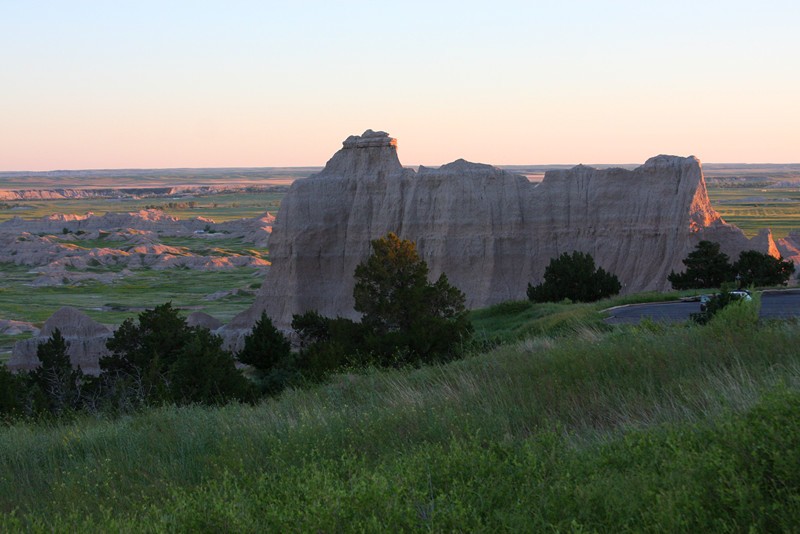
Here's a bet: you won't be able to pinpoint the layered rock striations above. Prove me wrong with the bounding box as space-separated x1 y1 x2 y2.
226 130 775 334
0 209 273 278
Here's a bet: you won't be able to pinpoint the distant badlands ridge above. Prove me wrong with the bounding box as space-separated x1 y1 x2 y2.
3 160 799 198
0 184 286 201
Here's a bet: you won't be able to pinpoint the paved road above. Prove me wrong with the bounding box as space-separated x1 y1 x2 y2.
605 289 800 324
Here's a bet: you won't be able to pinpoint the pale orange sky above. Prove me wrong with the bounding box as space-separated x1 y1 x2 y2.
1 1 798 171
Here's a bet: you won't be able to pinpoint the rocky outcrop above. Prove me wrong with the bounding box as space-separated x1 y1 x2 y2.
8 307 112 375
0 209 196 233
224 129 776 335
0 209 273 276
776 232 800 267
0 209 274 242
186 311 224 331
0 320 39 336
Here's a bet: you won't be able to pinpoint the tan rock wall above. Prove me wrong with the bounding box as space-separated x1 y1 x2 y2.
224 130 774 336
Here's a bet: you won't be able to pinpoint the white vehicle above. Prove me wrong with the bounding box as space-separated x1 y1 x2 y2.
699 290 752 312
729 289 753 301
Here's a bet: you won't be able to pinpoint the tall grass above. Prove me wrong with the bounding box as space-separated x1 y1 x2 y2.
1 300 798 530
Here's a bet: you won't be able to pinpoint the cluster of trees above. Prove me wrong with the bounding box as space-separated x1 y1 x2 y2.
0 303 257 421
6 236 789 422
669 241 794 290
527 251 621 303
524 242 794 306
0 233 472 422
0 330 86 420
245 233 473 387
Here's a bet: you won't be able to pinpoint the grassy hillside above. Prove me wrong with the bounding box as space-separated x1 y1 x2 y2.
1 298 799 531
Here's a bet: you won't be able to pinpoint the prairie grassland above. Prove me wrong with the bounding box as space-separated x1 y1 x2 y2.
0 167 316 190
468 290 712 344
0 265 262 354
0 191 285 223
0 264 262 322
1 299 798 531
0 186 283 352
706 186 800 238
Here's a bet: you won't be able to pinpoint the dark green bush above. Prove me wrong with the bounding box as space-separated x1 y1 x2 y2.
0 363 25 421
237 311 291 373
669 241 733 290
670 241 793 290
352 233 472 365
28 329 85 416
733 250 794 287
101 302 250 406
170 327 253 404
527 251 621 303
292 312 366 380
238 311 296 395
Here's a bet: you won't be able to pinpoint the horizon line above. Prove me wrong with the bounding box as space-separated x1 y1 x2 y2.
3 161 800 175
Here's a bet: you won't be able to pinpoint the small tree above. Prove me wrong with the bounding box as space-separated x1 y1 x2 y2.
292 312 365 380
353 233 471 364
0 364 26 421
668 241 733 290
102 302 191 404
102 303 249 406
29 329 84 416
238 312 298 395
732 250 794 287
292 310 332 348
527 251 621 303
237 311 291 373
354 233 431 334
170 328 253 404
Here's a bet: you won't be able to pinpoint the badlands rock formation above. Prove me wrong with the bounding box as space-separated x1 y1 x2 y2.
0 210 273 281
186 311 224 331
776 231 800 265
8 307 112 375
0 209 274 242
226 129 776 333
0 320 39 336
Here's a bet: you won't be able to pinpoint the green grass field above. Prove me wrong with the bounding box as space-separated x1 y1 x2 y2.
0 191 285 223
1 298 798 531
706 186 800 238
0 167 316 190
0 264 262 355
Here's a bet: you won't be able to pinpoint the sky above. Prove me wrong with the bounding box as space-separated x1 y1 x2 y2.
1 0 798 171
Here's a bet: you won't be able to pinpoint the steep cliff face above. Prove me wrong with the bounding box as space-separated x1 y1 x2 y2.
225 130 774 334
527 155 759 294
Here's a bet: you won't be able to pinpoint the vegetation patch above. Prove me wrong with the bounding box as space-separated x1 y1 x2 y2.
0 267 263 353
0 303 798 530
706 185 800 238
527 251 621 303
0 191 286 224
